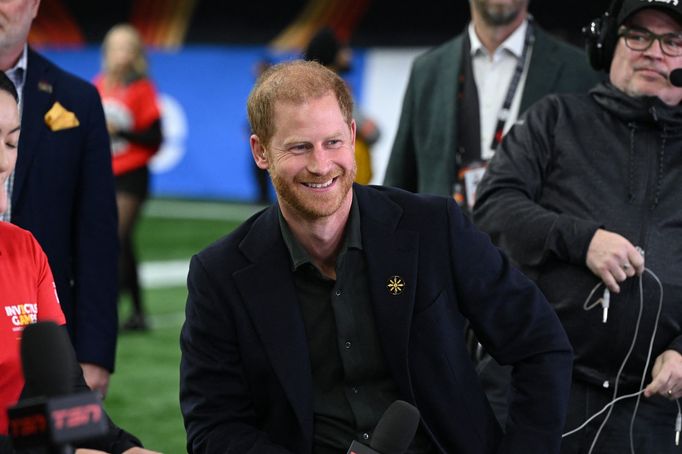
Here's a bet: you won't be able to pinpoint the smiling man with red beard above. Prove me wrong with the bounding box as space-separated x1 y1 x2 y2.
252 88 356 247
180 60 573 454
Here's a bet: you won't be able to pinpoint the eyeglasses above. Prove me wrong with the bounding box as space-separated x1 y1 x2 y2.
619 26 682 57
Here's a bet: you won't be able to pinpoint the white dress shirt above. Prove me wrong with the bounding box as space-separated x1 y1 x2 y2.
468 20 533 160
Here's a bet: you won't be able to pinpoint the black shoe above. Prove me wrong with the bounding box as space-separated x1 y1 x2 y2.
121 314 149 332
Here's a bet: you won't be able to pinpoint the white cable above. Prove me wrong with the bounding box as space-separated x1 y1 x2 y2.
583 281 605 311
564 267 666 454
582 283 610 323
628 269 663 454
562 390 645 438
587 273 645 454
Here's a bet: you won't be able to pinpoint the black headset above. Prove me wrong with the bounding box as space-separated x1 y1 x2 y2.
583 0 625 71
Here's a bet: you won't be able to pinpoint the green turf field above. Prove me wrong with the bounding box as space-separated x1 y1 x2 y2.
103 199 258 453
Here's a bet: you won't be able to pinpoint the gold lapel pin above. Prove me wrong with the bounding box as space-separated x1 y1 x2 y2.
38 81 53 94
387 276 405 296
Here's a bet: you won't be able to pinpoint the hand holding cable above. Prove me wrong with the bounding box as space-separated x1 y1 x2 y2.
643 350 682 447
586 229 645 293
643 349 682 399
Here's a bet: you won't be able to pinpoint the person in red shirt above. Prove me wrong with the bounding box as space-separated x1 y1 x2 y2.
0 68 156 454
0 74 64 437
95 24 162 331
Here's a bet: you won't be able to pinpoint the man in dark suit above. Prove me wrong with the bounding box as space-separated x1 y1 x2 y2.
0 0 118 396
384 0 601 209
180 60 573 454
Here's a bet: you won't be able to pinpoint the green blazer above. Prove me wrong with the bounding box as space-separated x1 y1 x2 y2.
384 27 602 196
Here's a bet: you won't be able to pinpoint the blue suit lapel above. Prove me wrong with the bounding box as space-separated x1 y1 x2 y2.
13 49 54 207
234 207 313 446
356 186 419 398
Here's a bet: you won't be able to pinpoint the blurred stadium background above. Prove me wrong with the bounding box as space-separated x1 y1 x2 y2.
29 0 611 451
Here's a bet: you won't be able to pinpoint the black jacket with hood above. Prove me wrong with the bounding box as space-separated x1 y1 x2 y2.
474 81 682 391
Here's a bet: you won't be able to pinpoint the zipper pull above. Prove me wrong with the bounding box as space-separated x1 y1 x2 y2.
649 106 659 122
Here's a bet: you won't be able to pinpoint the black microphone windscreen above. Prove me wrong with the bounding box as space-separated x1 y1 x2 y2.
20 322 74 398
670 68 682 88
369 400 421 454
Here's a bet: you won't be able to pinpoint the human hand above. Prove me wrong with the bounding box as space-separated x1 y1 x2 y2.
106 122 118 136
644 350 682 399
80 363 111 398
585 229 644 293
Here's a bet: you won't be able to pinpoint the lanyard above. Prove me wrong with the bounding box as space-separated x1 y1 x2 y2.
488 19 534 150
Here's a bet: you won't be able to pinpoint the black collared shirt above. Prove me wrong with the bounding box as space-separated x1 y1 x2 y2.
279 194 434 454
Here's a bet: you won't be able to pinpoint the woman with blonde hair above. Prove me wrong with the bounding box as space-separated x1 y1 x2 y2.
95 24 162 331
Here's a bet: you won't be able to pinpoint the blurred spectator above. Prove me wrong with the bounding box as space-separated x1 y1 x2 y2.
384 0 601 214
95 24 163 332
304 27 380 184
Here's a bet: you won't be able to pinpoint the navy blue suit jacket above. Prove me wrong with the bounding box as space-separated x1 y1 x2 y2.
11 49 118 371
180 184 573 454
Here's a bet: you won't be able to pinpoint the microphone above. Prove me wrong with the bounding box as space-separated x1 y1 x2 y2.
346 400 421 454
8 322 108 453
21 320 73 398
669 68 682 87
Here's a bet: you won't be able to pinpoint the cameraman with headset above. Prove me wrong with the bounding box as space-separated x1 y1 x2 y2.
474 0 682 452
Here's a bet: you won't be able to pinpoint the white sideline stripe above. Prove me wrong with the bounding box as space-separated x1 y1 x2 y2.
143 199 265 221
140 260 189 288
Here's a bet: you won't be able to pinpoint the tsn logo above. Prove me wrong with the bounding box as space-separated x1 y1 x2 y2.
52 404 102 430
9 404 102 436
9 414 47 436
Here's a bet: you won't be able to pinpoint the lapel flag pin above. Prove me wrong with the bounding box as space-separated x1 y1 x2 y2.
387 276 405 296
38 81 53 93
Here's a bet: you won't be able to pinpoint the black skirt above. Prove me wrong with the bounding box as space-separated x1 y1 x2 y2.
115 165 149 199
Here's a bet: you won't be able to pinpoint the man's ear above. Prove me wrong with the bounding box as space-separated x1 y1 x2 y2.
250 135 269 170
350 119 357 147
31 0 42 20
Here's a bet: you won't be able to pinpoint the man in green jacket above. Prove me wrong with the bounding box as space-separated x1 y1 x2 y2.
384 0 601 213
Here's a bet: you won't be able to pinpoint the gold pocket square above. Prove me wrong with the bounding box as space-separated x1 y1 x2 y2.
44 102 79 131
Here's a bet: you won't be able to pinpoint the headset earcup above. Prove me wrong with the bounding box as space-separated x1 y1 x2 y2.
584 0 624 72
585 12 615 71
584 15 605 71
